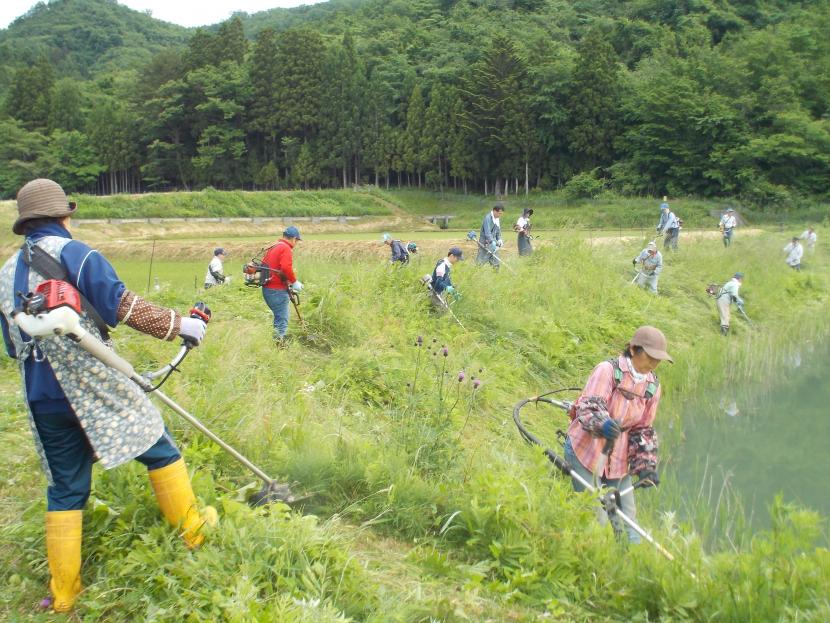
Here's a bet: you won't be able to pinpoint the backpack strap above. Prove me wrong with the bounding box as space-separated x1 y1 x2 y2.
608 357 659 401
21 243 111 341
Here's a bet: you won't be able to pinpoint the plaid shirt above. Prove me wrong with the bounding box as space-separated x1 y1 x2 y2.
567 356 661 479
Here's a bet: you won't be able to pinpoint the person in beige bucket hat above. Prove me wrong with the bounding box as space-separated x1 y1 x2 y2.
12 178 77 235
1 178 217 613
563 325 672 543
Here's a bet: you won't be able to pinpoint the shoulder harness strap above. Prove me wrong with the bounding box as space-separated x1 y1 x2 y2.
21 243 110 341
607 357 659 400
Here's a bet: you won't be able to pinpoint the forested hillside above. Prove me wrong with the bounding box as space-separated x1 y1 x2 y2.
1 0 828 207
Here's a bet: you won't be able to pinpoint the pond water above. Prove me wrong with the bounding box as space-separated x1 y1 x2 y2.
671 339 830 529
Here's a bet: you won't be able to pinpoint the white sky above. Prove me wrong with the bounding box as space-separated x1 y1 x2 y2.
1 1 327 30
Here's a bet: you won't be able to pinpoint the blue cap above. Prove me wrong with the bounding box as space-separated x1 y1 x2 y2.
449 246 464 259
283 226 302 240
734 272 744 279
466 231 477 240
214 247 225 256
382 232 391 242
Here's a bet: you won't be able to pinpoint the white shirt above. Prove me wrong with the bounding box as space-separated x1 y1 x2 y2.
515 216 529 231
783 242 803 266
800 230 817 248
434 258 450 278
204 256 224 285
720 214 737 229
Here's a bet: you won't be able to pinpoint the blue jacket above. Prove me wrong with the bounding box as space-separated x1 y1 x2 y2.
0 223 126 410
390 240 409 263
479 211 501 246
431 258 452 293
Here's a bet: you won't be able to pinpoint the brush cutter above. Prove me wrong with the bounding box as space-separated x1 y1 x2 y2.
434 291 466 330
513 391 687 568
12 280 306 507
466 232 516 274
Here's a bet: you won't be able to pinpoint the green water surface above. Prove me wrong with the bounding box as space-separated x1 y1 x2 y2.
672 341 830 527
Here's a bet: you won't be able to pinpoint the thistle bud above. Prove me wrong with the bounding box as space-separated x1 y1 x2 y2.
458 371 466 382
442 347 449 357
472 378 482 389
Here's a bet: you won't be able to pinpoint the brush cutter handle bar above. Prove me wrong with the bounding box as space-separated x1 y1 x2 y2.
150 388 275 485
144 344 191 380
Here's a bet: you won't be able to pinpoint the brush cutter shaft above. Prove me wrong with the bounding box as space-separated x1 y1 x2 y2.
474 239 516 273
149 388 274 484
68 330 279 486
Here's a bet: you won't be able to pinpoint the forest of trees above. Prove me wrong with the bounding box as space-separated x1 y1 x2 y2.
0 0 828 205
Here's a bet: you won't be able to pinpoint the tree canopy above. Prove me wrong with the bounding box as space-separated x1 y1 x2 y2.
0 0 828 205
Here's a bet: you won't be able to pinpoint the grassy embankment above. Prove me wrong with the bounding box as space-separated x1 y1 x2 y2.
0 194 829 621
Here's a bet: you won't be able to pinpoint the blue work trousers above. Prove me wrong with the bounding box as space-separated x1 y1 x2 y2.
32 402 181 511
262 287 290 338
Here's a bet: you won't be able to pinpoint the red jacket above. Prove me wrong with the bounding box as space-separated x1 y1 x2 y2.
262 239 296 290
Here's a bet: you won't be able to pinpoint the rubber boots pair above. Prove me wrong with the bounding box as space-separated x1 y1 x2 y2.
148 458 217 549
45 510 83 613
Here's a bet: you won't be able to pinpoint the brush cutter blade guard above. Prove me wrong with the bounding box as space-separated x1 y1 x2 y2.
248 480 310 507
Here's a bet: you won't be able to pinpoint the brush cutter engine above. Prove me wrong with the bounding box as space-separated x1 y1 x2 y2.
19 279 83 316
242 261 267 287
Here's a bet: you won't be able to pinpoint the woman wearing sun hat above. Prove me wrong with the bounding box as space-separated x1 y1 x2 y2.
564 326 673 543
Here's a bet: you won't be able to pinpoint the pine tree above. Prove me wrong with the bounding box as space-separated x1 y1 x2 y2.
567 29 623 171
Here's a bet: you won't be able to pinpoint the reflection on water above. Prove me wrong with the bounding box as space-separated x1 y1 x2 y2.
673 341 830 529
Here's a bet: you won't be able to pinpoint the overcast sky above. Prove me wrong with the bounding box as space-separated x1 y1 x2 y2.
1 1 327 30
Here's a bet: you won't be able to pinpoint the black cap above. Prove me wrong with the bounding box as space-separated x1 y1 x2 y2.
448 246 464 259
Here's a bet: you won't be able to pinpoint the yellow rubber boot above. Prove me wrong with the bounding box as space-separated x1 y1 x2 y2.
45 510 83 613
148 458 217 549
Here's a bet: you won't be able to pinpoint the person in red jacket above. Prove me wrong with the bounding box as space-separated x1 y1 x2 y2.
261 226 303 341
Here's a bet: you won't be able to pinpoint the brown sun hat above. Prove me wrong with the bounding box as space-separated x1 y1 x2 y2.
13 179 76 235
630 325 674 363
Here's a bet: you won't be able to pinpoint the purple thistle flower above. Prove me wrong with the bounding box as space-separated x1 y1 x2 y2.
40 597 52 609
442 346 449 357
472 378 482 389
458 371 466 382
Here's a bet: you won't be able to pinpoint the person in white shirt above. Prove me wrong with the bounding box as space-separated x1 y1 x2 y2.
800 227 817 253
656 203 681 250
204 248 227 288
514 208 533 256
716 272 745 335
719 208 737 247
783 237 803 270
632 242 663 294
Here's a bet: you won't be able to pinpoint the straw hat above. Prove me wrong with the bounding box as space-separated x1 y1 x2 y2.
13 179 76 235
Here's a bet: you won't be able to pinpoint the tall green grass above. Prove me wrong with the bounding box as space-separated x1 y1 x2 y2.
1 225 829 620
69 188 392 219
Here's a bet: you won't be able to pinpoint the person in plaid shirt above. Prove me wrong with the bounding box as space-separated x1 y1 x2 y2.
563 326 673 543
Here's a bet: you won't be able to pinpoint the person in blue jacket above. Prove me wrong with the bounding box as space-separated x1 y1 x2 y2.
0 179 215 613
383 233 410 264
429 246 463 310
476 203 504 267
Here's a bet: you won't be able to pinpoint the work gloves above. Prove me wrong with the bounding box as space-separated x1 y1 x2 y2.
496 239 504 248
179 317 207 346
290 281 303 292
637 470 660 488
445 285 456 295
632 258 637 266
600 419 621 440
